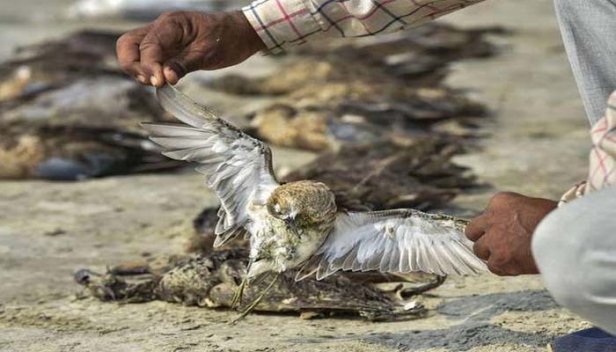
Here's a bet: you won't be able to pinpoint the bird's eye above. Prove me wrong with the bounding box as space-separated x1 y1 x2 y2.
268 203 285 218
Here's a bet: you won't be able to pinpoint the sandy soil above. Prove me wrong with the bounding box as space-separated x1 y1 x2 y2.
0 0 596 351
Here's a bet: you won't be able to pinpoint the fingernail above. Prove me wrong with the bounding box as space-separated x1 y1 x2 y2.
136 75 146 83
150 76 159 86
163 67 178 84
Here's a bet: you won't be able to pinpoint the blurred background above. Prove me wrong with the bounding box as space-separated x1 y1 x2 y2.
0 0 596 351
0 0 244 61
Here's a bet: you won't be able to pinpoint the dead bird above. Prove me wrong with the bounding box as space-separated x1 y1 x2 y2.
74 249 438 321
0 30 122 103
242 85 484 152
0 77 178 180
282 138 475 211
208 24 493 152
292 23 504 82
0 31 182 180
143 85 486 318
67 0 244 20
212 23 502 95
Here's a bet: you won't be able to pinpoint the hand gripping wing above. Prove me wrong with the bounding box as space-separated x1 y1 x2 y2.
298 210 487 280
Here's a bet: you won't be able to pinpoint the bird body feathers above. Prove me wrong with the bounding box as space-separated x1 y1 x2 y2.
246 199 331 279
246 180 337 279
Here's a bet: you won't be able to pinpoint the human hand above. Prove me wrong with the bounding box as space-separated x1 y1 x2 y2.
465 192 558 276
116 11 265 87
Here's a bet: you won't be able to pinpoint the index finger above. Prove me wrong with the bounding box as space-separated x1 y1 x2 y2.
139 23 181 87
465 213 488 242
116 26 150 82
472 235 491 261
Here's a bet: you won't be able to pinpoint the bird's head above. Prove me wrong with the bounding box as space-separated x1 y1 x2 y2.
267 181 337 235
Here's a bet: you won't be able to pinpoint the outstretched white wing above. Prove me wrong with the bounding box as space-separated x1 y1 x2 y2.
142 84 279 246
298 210 486 280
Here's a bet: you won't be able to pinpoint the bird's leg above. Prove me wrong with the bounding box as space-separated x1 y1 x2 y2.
397 275 447 300
231 275 248 310
230 273 281 325
231 272 271 309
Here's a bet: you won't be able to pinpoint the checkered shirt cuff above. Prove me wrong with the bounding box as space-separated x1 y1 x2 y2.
243 0 324 54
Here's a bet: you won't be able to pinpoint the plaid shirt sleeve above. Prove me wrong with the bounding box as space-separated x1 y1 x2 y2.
242 0 486 53
560 91 616 206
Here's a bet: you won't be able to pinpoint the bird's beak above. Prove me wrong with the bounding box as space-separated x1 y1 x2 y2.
285 217 301 238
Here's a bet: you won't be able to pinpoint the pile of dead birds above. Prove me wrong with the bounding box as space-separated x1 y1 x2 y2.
67 0 249 20
75 248 444 321
0 31 179 180
214 24 500 152
0 23 500 318
0 23 497 181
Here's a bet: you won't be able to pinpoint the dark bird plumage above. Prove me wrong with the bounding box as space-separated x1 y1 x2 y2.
74 249 439 321
0 30 181 180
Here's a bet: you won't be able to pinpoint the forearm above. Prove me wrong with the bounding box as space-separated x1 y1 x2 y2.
243 0 486 53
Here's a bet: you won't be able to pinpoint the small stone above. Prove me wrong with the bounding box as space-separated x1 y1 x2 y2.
43 228 66 237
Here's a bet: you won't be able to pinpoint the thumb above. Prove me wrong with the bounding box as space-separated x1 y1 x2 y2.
163 51 206 85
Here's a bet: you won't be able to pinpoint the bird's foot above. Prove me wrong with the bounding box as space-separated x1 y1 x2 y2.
231 276 248 310
229 273 280 325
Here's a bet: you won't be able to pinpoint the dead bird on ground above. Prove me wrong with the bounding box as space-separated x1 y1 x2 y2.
66 0 245 20
242 85 485 152
0 30 121 102
209 24 495 152
0 31 181 180
213 23 502 95
294 23 504 79
143 85 486 319
75 248 442 321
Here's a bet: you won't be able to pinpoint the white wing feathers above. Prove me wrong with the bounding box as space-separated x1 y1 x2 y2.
298 210 487 280
142 84 278 246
